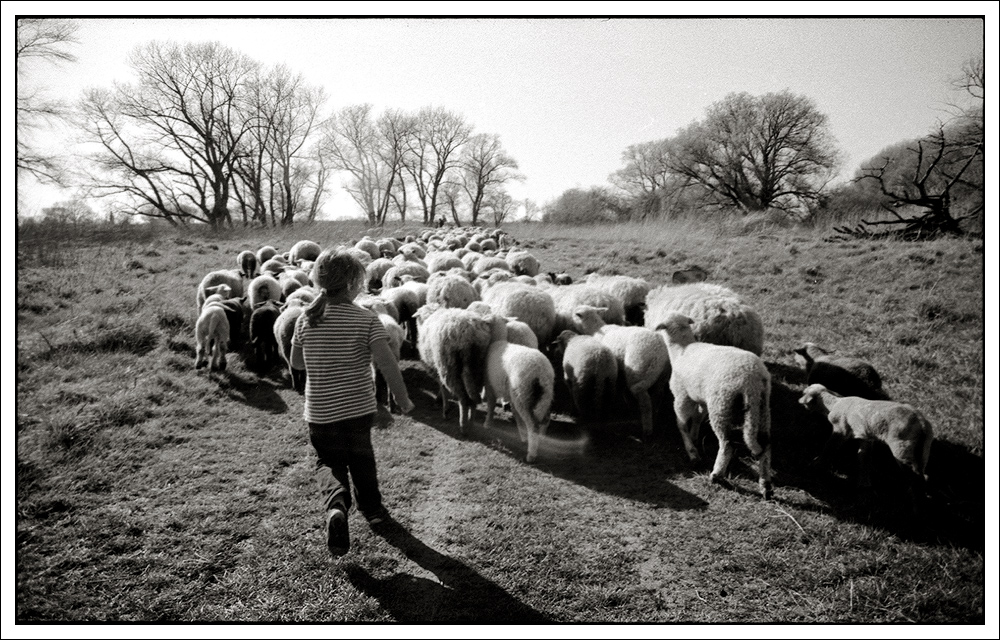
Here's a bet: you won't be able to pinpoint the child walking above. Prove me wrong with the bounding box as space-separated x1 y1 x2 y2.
290 248 414 558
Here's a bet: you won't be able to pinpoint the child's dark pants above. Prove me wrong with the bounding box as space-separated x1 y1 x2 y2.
308 413 382 517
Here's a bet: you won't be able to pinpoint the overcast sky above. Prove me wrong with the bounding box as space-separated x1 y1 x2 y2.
9 7 993 220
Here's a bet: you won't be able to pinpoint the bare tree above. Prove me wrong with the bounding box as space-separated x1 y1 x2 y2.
668 90 839 213
403 106 473 225
609 138 673 197
459 133 521 225
521 198 541 223
319 104 411 225
482 188 518 227
78 41 258 228
16 18 79 190
843 55 984 239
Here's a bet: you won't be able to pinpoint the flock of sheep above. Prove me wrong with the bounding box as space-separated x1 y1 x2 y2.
192 226 935 507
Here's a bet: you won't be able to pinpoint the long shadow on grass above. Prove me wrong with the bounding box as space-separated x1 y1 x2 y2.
342 517 549 623
765 368 985 553
402 364 708 512
216 371 289 414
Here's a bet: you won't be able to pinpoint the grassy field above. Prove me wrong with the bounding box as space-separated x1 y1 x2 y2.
13 217 988 624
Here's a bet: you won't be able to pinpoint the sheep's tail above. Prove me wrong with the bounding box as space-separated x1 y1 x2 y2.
741 376 771 460
458 341 486 406
529 376 553 423
918 415 934 481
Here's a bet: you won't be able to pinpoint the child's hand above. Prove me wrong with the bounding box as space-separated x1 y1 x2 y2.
374 405 394 429
397 396 415 414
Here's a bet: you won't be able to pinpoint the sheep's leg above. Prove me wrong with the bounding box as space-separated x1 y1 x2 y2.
483 387 497 430
710 431 735 485
632 386 654 440
673 395 703 463
856 440 874 489
511 405 529 444
439 382 450 418
457 400 470 437
756 442 774 500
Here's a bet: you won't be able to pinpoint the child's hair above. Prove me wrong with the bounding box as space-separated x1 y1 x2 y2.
304 248 366 326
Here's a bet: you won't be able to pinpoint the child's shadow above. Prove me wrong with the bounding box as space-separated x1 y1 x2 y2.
342 517 550 623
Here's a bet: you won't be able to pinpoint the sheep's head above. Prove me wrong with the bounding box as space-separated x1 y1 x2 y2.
654 312 696 345
671 266 709 284
572 305 608 335
798 384 831 413
204 283 233 300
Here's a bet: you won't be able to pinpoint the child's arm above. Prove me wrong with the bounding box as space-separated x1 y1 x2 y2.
371 338 414 413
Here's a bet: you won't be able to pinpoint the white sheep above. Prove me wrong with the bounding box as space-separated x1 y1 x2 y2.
505 249 540 277
425 251 466 274
550 329 618 422
273 303 306 392
415 304 494 436
426 271 479 310
645 282 764 356
248 274 283 309
481 281 557 348
288 240 322 265
794 343 887 400
256 245 278 265
482 316 555 463
195 292 231 372
657 312 773 500
574 305 669 440
283 286 318 309
584 273 652 326
799 384 932 507
355 238 382 261
196 270 244 314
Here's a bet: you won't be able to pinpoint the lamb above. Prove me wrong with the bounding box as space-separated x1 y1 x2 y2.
481 281 557 347
549 330 618 422
547 283 626 335
657 312 773 500
584 273 652 326
482 316 555 463
196 270 244 313
798 384 932 507
794 343 887 400
468 302 539 349
236 250 258 279
273 303 306 392
381 262 430 288
248 274 283 309
415 304 494 436
574 305 670 440
260 256 288 277
371 304 406 413
380 284 421 349
645 282 764 356
365 257 396 291
249 300 282 374
195 292 231 372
